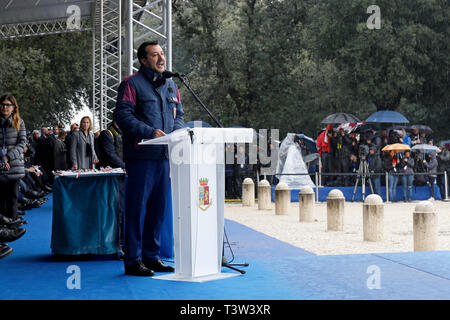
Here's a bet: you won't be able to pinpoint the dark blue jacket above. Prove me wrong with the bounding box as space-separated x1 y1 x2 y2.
114 66 185 161
97 126 125 169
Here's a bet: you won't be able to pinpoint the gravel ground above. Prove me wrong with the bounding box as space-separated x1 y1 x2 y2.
224 200 450 255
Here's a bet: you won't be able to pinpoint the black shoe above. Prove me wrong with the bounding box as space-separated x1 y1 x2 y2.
124 260 154 276
0 243 13 260
0 227 26 243
24 190 46 199
143 259 175 273
0 215 27 228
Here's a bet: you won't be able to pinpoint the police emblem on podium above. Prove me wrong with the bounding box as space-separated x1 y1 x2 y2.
199 178 212 211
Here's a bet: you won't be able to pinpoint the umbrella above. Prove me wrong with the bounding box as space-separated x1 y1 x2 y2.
185 120 212 128
411 144 441 153
303 153 319 164
408 124 433 135
321 113 361 124
438 139 450 147
337 122 364 133
296 134 317 153
366 110 409 124
386 125 409 135
382 143 411 153
350 123 376 134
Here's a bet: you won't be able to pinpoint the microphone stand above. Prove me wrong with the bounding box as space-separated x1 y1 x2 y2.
174 73 248 275
176 75 224 129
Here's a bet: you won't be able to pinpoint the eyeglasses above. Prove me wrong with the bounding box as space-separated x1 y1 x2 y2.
0 103 13 108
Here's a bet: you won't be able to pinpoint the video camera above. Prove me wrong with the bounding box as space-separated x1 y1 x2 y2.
358 144 370 159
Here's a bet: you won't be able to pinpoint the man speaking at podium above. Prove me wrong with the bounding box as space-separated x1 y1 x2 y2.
114 40 185 276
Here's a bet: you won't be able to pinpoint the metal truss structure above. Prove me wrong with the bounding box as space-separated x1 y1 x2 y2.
0 0 172 131
0 18 92 38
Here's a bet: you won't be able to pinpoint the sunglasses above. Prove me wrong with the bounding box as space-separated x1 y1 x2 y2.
1 103 13 107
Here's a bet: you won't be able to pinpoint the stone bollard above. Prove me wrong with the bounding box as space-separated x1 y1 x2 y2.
258 179 272 210
242 178 255 206
413 201 438 251
327 189 345 231
299 186 315 222
275 182 290 215
363 194 384 242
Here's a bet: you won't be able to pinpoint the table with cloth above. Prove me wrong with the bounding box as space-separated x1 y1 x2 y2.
50 173 174 258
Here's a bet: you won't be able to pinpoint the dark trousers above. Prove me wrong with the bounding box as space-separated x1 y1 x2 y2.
335 154 349 186
429 176 437 199
123 159 170 267
321 152 332 185
117 176 125 250
0 179 19 220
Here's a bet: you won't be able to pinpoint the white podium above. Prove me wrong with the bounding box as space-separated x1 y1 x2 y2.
139 127 253 282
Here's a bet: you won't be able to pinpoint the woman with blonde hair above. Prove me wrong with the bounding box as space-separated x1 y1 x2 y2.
70 116 98 170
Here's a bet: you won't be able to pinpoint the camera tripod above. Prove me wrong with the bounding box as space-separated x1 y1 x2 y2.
352 157 374 201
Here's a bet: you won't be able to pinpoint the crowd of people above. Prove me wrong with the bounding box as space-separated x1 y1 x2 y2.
0 92 126 260
311 124 450 202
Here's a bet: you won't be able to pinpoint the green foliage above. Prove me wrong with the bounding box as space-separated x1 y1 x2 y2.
173 0 449 140
1 1 448 142
0 32 92 130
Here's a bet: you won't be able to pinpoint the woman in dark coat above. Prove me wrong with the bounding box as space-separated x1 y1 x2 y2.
0 94 27 220
70 116 98 170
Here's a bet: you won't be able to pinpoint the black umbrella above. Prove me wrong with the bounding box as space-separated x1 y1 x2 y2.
408 124 433 135
351 123 376 134
321 113 361 124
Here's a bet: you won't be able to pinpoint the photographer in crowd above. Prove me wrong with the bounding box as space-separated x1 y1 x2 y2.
423 151 438 200
399 150 414 202
367 145 382 196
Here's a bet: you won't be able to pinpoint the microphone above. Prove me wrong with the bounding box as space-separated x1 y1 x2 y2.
162 70 183 79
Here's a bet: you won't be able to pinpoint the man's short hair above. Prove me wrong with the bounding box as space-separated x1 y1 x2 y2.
137 40 160 65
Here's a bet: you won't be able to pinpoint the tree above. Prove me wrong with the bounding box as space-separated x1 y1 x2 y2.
0 31 92 130
305 0 449 113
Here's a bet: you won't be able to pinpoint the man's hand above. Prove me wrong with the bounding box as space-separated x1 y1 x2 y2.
153 129 166 139
3 157 10 171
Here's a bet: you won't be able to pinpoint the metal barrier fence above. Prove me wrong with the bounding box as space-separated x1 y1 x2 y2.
270 171 449 203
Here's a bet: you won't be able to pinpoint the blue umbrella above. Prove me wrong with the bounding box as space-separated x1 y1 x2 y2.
365 110 409 124
296 134 317 153
185 120 212 128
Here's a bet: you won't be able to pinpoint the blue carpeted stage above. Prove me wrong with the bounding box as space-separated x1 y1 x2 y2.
1 194 449 300
271 185 442 202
